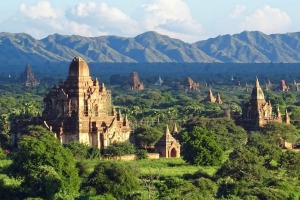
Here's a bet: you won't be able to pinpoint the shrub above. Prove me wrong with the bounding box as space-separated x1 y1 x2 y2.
105 142 136 157
64 142 90 159
181 126 224 166
135 149 148 160
0 147 6 160
82 162 140 199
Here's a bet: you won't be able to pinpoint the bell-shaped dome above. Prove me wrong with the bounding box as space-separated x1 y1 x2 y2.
68 56 90 77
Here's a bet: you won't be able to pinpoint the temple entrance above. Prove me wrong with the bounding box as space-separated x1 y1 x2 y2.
170 148 177 157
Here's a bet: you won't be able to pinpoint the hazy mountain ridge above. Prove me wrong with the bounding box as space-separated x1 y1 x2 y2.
1 31 300 65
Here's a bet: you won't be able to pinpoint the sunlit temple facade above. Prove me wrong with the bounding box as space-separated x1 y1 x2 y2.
42 56 131 148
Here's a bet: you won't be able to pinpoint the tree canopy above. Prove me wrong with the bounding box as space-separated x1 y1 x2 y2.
82 161 141 199
181 126 224 166
8 125 80 199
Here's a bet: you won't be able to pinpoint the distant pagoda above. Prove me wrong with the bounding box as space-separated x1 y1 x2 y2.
127 72 144 90
20 63 39 87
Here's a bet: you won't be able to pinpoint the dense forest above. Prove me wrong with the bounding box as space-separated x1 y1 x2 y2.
1 68 300 199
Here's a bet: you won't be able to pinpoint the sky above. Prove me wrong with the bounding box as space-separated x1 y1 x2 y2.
0 0 299 43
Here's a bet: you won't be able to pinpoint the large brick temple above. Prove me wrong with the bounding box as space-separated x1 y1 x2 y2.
239 78 290 130
42 56 131 148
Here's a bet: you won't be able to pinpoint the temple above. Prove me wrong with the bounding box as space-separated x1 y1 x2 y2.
127 72 144 90
20 63 39 87
204 89 222 104
239 78 290 130
42 56 131 149
179 77 200 91
155 125 180 158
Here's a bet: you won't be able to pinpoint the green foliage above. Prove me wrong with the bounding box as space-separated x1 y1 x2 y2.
278 150 300 178
261 122 299 145
134 125 163 148
0 114 11 149
247 132 282 169
64 141 90 159
0 147 6 160
88 146 101 159
183 117 247 150
24 165 62 199
216 146 269 182
289 106 300 127
181 126 224 166
105 142 136 157
82 161 140 199
155 177 202 200
194 177 218 199
9 125 80 199
76 160 93 178
135 149 148 160
0 174 21 200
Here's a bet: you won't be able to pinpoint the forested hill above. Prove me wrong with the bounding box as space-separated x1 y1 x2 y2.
1 31 300 66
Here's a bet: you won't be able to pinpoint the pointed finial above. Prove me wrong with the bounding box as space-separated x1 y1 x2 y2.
277 107 281 118
112 107 116 116
216 92 222 104
117 109 122 121
165 125 171 139
101 83 106 92
123 114 129 126
255 77 260 87
173 123 178 133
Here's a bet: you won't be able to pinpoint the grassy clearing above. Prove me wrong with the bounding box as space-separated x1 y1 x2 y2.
132 158 218 177
78 157 222 178
76 151 231 180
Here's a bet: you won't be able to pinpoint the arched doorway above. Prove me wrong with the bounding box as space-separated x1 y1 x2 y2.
170 148 177 157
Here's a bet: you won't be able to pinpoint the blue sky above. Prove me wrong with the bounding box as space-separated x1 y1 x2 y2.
0 0 299 42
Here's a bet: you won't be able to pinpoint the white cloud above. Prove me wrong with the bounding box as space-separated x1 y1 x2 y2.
69 2 141 36
229 4 246 19
142 0 203 42
19 0 60 19
243 5 291 33
10 0 203 42
16 1 108 38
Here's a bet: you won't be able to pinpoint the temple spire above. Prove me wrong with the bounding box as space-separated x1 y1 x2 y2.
285 109 291 125
251 77 265 100
255 77 259 87
216 92 222 104
117 109 122 121
123 114 129 126
165 125 171 139
173 123 178 133
207 88 216 102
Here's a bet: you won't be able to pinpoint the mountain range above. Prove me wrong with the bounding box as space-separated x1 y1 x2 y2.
1 31 300 66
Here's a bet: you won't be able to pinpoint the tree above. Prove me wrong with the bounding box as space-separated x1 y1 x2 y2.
183 117 247 150
216 146 271 199
9 125 80 199
261 122 299 146
134 125 163 149
247 132 282 169
64 141 90 159
181 126 224 166
216 146 269 182
278 150 300 178
105 142 136 158
82 162 140 199
194 177 218 199
0 147 6 160
0 114 11 149
155 177 202 200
